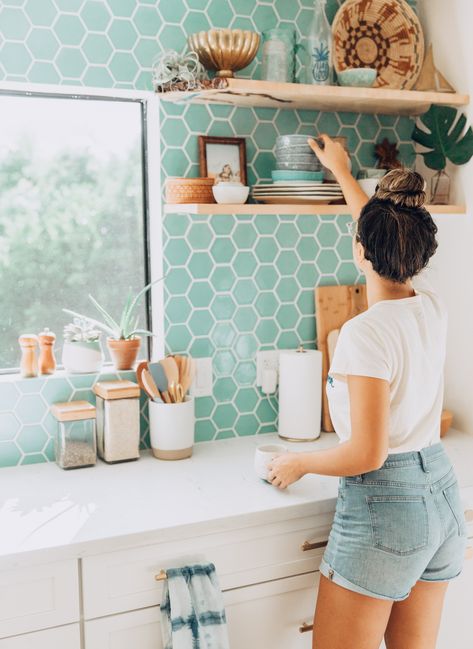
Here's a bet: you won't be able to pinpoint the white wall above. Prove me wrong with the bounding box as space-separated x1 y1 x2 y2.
418 0 473 433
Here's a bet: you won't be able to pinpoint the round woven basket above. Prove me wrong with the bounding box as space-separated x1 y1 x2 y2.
165 177 215 204
332 0 424 90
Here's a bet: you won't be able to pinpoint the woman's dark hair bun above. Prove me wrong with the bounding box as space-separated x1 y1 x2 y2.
375 169 426 209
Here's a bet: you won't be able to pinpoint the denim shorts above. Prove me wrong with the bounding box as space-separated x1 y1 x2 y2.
320 442 467 601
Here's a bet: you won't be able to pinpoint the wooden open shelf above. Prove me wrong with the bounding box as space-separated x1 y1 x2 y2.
164 203 466 216
159 78 469 116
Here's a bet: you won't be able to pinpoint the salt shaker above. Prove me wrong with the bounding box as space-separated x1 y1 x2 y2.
38 328 56 375
50 401 97 470
18 334 39 378
93 380 141 463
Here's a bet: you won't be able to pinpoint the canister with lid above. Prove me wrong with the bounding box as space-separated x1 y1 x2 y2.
50 401 97 469
93 380 141 463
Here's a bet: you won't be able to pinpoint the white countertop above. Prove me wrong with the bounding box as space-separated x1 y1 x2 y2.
1 430 473 569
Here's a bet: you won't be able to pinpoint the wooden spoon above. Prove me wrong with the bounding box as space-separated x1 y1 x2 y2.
180 356 196 396
136 360 149 392
141 368 163 402
160 356 179 389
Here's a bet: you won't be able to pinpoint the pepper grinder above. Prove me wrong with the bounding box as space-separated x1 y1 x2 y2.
38 327 56 375
19 334 39 378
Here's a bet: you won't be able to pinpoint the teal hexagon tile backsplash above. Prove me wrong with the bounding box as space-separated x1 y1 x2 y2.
0 0 417 465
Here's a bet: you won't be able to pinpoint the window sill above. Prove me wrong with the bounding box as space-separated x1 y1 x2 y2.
0 365 136 385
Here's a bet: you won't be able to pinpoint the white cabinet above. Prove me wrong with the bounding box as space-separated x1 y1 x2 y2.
85 572 318 649
82 516 327 619
0 624 80 649
0 560 79 639
437 542 473 649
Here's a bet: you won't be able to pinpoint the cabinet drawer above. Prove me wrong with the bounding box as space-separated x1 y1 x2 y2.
85 572 318 649
0 560 79 639
0 624 80 649
82 515 330 618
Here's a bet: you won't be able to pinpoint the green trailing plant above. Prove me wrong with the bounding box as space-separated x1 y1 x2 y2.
63 277 163 341
412 104 473 170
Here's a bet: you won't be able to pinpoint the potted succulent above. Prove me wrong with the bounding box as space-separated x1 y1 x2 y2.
412 104 473 204
63 279 161 371
62 317 103 374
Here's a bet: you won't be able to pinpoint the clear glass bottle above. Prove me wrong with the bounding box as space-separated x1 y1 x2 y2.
51 401 97 469
430 169 450 205
261 27 296 83
306 0 333 85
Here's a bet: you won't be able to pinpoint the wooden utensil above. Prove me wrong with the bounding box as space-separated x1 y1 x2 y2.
136 360 149 392
141 368 163 402
160 356 179 392
315 284 368 432
180 356 196 396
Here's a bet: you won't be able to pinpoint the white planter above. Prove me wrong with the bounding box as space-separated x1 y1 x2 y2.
62 340 104 374
149 397 195 460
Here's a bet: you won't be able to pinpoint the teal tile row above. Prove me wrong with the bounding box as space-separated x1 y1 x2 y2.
0 0 417 465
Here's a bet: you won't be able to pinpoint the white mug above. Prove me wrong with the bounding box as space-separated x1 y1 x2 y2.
254 443 287 481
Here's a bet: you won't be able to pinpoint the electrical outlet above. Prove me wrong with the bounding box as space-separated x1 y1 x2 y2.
256 350 280 387
190 357 213 397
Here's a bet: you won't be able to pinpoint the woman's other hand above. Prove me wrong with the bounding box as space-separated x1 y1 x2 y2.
267 452 306 489
308 134 350 177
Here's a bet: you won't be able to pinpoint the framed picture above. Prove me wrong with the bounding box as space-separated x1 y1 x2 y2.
198 136 247 185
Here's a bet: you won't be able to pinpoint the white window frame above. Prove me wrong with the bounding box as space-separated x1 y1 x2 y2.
0 81 165 372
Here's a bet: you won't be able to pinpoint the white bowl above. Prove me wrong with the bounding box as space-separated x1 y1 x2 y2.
358 178 379 198
212 182 250 204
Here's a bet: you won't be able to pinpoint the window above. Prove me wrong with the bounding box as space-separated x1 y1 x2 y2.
0 92 149 371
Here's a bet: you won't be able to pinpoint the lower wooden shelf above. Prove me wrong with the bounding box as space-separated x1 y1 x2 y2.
164 203 466 216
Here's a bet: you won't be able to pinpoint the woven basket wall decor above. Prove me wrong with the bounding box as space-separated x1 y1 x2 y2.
332 0 425 90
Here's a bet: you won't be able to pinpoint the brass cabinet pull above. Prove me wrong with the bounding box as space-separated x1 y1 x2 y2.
464 509 473 523
299 622 313 634
301 540 328 552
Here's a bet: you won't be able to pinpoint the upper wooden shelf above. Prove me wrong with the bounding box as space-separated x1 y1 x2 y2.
159 78 469 116
164 203 466 216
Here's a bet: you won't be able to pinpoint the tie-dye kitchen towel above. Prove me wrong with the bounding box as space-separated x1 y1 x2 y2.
160 563 230 649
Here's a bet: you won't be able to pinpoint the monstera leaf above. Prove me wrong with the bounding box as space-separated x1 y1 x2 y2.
412 105 473 170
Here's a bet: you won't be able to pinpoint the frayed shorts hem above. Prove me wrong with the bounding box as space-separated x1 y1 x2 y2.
418 569 463 584
319 558 410 602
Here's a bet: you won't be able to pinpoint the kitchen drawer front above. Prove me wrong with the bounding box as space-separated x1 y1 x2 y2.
0 624 80 649
85 572 319 649
82 514 331 618
0 560 79 639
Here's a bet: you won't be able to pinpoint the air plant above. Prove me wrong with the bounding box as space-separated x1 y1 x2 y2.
63 277 163 341
152 49 205 91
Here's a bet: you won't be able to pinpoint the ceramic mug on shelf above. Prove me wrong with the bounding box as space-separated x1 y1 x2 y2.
149 397 195 460
254 443 287 482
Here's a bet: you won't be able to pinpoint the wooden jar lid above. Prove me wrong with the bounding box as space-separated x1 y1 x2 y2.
93 380 140 400
51 401 96 421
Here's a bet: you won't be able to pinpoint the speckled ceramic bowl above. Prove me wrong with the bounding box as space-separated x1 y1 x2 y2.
337 67 377 87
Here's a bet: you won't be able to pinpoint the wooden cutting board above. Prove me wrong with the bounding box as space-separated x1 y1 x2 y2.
315 284 368 432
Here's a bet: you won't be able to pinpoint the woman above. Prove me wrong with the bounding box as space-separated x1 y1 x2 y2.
268 135 467 649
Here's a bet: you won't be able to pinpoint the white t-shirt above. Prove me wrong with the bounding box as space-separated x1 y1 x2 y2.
326 275 447 453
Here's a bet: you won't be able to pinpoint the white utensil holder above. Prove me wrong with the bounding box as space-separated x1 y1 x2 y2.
149 397 195 460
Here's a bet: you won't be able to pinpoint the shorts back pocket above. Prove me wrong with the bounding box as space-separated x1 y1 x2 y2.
367 495 428 556
443 482 467 537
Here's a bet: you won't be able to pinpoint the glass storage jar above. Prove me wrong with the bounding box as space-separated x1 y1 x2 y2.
50 401 97 469
261 27 296 83
93 380 141 463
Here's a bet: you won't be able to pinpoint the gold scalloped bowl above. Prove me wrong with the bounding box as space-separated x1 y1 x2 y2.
188 29 260 78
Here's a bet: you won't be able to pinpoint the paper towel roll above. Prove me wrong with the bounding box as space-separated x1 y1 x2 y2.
278 349 322 441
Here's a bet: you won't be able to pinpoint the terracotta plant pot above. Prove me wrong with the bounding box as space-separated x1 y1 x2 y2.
107 337 141 371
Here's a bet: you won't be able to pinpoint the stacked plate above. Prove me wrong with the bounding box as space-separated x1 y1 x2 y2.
252 182 344 205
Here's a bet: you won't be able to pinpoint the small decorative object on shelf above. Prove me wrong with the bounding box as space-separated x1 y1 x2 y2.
62 318 103 374
374 138 403 170
165 177 215 204
198 135 247 185
63 278 162 371
212 182 249 204
50 401 97 470
18 334 38 378
38 328 56 375
152 49 205 92
305 0 333 85
412 104 473 205
188 29 260 79
261 27 297 83
332 0 424 90
337 67 377 88
414 45 456 93
93 380 141 463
